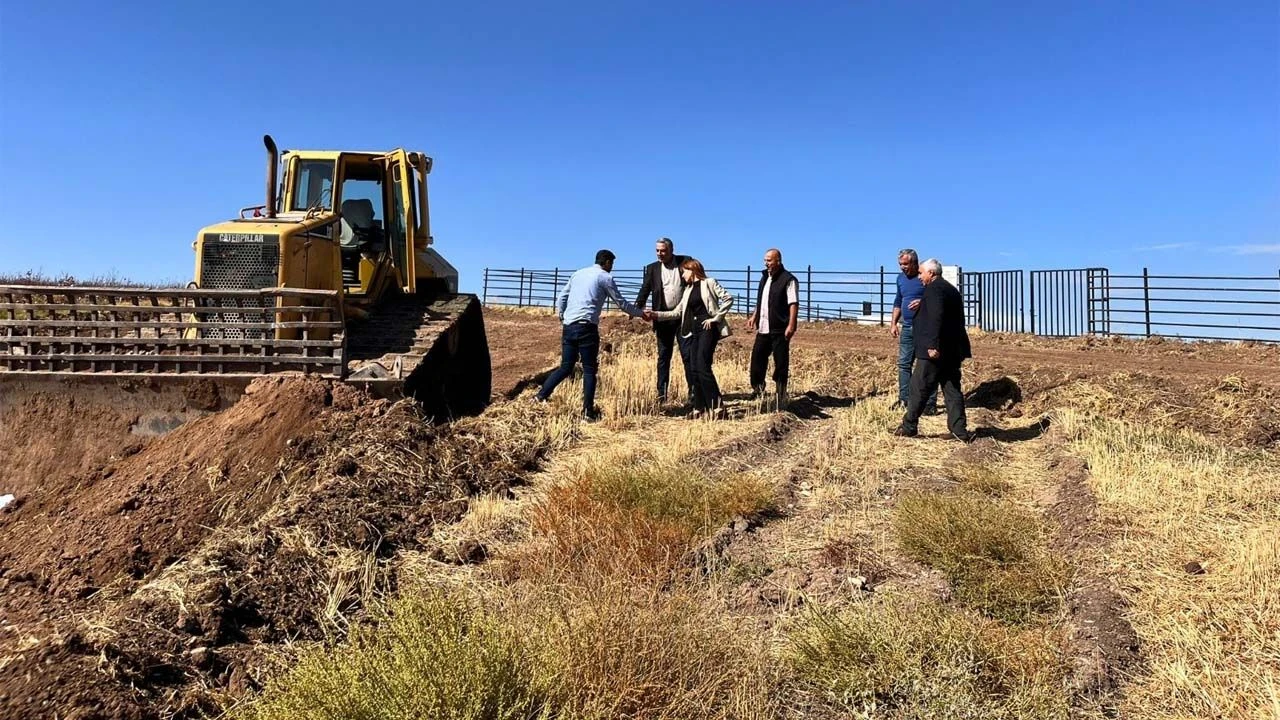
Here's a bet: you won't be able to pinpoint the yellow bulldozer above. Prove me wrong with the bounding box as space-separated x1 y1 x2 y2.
0 136 491 421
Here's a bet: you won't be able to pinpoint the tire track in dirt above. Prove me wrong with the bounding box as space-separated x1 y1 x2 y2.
1040 448 1145 717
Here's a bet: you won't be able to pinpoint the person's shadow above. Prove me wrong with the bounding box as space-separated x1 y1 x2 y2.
975 416 1050 442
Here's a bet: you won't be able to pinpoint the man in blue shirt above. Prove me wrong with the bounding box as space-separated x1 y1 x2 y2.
891 248 938 414
536 249 647 421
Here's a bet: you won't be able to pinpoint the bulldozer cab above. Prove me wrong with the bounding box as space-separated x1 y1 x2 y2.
281 149 432 299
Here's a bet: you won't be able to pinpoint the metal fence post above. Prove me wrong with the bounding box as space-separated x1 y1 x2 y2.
1029 274 1036 335
745 265 752 316
553 268 560 305
518 267 526 307
806 264 813 321
879 265 886 326
976 273 984 329
1020 271 1026 334
482 268 489 304
1142 267 1151 338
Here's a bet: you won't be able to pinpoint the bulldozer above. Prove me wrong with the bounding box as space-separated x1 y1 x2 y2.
0 136 492 422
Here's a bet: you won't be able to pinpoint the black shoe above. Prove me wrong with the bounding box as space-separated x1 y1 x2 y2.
951 430 975 443
582 408 603 422
892 426 918 437
890 400 906 410
923 406 940 416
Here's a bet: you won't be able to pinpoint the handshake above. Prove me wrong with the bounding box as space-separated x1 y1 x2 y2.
640 309 655 322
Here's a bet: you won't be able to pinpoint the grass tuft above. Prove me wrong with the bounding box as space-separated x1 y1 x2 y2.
529 584 776 719
236 591 544 720
787 599 1069 719
523 459 777 584
952 463 1012 497
893 492 1069 622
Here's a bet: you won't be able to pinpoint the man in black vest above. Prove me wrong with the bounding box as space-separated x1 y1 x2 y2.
636 237 693 403
747 248 799 407
894 258 974 442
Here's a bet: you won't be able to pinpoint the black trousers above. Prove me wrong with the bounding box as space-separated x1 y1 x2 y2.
902 358 968 436
654 320 695 401
750 332 790 387
689 328 722 410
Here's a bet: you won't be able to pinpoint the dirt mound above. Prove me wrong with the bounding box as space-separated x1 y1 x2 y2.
1 377 331 600
0 376 341 718
0 377 244 500
0 380 562 720
964 376 1022 410
1029 373 1280 448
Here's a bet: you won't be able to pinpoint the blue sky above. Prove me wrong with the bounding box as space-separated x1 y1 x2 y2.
1 0 1277 293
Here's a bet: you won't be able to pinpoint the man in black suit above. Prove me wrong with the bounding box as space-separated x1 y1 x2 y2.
636 237 693 403
894 258 974 442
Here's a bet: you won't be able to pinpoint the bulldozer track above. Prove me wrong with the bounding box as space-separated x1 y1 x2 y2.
342 292 492 420
345 293 474 373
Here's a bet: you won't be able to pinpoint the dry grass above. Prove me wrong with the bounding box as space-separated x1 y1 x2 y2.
234 413 783 720
523 583 776 720
1033 372 1280 447
236 581 778 720
1055 409 1280 719
786 597 1069 719
952 463 1012 497
893 490 1070 623
235 590 544 720
527 322 890 427
0 269 179 287
516 445 778 585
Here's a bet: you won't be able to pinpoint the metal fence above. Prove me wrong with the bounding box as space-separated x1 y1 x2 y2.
482 266 898 324
482 265 1280 343
1100 270 1280 343
964 270 1024 334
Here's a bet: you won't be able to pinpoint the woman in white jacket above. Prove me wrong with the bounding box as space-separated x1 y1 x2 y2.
651 259 734 417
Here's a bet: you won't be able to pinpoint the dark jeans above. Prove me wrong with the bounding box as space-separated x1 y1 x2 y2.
897 325 937 409
750 332 790 387
537 322 600 413
654 320 695 401
689 328 722 410
901 358 968 437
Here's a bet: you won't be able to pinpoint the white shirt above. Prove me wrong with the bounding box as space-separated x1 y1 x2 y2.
659 263 683 309
758 275 799 334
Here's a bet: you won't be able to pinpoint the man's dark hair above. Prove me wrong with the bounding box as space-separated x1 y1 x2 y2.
595 249 616 266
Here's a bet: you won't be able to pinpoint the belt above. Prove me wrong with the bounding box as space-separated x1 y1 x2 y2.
569 320 595 326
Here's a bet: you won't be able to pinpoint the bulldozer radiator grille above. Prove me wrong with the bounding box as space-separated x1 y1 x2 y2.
199 237 280 340
200 237 280 290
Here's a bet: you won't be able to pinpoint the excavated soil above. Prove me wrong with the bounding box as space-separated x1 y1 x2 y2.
2 377 327 598
0 373 559 719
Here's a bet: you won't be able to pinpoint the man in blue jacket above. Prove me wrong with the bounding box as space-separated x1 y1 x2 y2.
890 248 938 414
536 249 647 421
